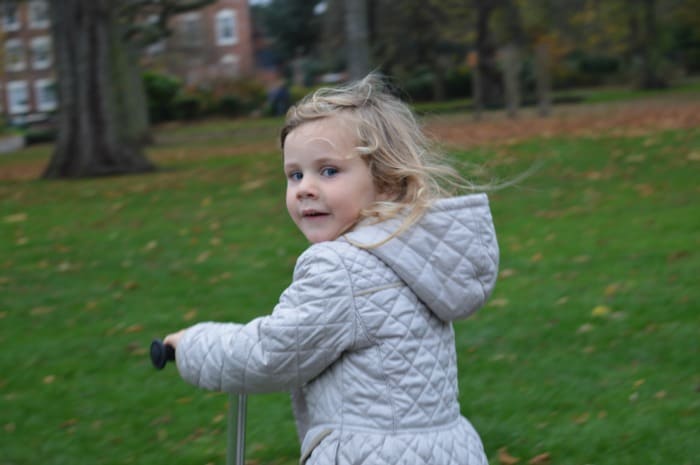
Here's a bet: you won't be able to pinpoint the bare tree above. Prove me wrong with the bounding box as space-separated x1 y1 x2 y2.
43 0 213 179
343 0 370 80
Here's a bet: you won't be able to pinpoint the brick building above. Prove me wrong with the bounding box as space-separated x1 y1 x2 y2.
0 0 255 125
0 0 55 125
142 0 255 85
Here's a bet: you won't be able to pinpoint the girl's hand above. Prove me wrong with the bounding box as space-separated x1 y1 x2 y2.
163 329 187 349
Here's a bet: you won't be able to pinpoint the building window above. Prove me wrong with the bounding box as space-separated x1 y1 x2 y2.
31 36 52 69
2 1 20 32
7 81 29 114
34 79 56 111
28 0 49 29
144 15 165 55
5 39 26 72
178 12 202 48
220 54 240 76
215 10 237 46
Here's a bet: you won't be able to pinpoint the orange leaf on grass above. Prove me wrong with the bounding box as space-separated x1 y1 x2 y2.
528 452 551 464
498 447 520 465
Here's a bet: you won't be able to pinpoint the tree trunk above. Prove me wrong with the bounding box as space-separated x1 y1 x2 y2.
474 0 502 108
43 0 154 179
344 0 370 80
500 44 521 118
639 0 667 89
535 42 552 117
468 51 483 120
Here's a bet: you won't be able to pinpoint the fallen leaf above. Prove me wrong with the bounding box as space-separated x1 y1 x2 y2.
577 323 594 334
4 423 15 433
143 241 158 251
124 324 143 334
528 452 551 464
604 283 620 296
43 375 56 384
30 306 54 316
56 262 73 272
60 418 79 428
591 305 610 317
573 412 590 424
654 390 667 399
634 184 655 197
241 179 264 191
3 213 27 223
625 154 646 163
488 298 509 308
196 251 211 263
183 309 198 321
499 268 516 278
686 151 700 161
498 447 520 465
530 252 543 263
201 196 212 207
150 415 172 426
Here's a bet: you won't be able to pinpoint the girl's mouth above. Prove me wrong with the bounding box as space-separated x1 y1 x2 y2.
303 211 329 218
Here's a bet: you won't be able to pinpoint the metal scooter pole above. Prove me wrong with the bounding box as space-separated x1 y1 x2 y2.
227 393 247 465
151 340 247 465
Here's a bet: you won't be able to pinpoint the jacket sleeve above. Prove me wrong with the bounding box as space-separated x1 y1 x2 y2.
175 244 361 393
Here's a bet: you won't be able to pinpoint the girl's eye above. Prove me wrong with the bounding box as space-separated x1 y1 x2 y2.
321 167 338 177
288 171 303 181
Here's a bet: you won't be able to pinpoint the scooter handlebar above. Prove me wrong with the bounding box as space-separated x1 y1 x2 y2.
150 339 175 370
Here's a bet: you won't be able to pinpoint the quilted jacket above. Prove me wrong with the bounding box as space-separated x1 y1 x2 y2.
175 194 499 464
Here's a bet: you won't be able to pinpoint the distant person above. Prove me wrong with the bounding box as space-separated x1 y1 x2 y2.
268 78 290 116
162 73 499 464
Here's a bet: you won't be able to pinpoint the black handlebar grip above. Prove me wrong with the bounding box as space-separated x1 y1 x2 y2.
150 339 175 370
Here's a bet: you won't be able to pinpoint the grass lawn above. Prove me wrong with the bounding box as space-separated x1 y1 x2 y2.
1 93 698 464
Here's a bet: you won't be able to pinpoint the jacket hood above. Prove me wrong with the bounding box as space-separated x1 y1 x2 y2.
344 194 499 322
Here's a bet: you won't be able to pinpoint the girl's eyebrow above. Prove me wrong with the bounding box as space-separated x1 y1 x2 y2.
306 136 336 149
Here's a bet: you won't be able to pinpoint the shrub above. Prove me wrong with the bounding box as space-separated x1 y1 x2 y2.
218 95 243 116
142 71 181 123
173 94 202 120
209 77 267 116
444 66 472 99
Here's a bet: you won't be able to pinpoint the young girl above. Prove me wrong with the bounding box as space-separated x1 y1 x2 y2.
163 73 499 465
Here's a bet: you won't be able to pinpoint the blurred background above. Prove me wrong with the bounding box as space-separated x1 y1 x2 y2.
0 1 698 465
0 0 698 173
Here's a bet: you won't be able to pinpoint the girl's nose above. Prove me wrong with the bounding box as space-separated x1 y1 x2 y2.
297 176 318 199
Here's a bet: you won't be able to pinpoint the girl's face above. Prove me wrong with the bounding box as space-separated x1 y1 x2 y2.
283 116 382 243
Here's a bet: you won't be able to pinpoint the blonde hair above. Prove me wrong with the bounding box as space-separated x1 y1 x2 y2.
281 73 471 244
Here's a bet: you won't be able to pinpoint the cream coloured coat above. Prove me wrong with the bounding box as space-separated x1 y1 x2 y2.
175 194 499 464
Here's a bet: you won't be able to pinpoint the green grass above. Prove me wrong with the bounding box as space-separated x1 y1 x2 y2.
1 103 698 464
